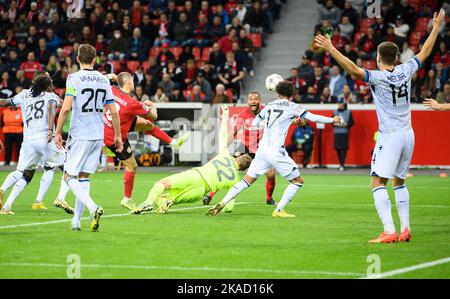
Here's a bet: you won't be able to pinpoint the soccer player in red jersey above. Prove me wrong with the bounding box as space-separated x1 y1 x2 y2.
103 72 188 210
203 91 278 205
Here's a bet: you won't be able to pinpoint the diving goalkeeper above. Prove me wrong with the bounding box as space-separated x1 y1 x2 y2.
132 105 252 214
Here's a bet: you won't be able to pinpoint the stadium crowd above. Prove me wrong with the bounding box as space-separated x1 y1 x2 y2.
0 0 285 104
287 0 450 104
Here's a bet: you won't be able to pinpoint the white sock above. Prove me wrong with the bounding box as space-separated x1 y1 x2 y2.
3 179 28 210
372 186 395 234
56 176 69 202
394 185 410 232
66 177 97 214
275 183 302 212
221 179 251 205
0 170 23 192
72 179 91 228
100 154 107 168
35 169 55 203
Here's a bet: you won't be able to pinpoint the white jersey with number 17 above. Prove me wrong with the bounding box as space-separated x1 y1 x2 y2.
363 57 420 133
253 99 307 148
9 89 59 142
65 69 114 141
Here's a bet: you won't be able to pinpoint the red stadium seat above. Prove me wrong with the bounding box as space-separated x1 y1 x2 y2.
353 31 365 44
126 61 140 73
170 47 183 60
248 33 262 48
112 61 123 73
142 60 150 72
415 17 430 32
359 18 376 32
192 47 201 60
362 60 376 70
226 89 234 103
201 47 212 61
409 31 424 46
149 47 162 58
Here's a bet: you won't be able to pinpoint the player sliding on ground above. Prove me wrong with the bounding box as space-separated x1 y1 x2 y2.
206 81 342 218
0 76 65 214
55 44 123 232
314 8 446 243
132 105 253 215
52 72 189 213
203 92 278 206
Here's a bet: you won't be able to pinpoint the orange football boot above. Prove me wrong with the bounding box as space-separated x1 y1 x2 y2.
398 229 411 242
368 232 398 243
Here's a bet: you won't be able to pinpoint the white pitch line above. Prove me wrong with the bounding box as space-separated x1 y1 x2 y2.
362 257 450 279
0 262 363 277
0 202 251 230
286 202 450 209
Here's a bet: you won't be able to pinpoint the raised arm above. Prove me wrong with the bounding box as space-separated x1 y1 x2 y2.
304 111 342 125
55 95 73 148
219 105 230 154
47 100 57 143
416 9 446 64
314 34 366 80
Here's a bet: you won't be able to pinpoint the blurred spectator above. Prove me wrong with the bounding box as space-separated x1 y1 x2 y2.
286 67 302 101
128 27 149 62
152 86 170 103
178 45 195 67
140 14 158 45
80 26 95 45
329 66 346 98
46 55 61 77
108 29 128 61
159 73 175 97
244 0 269 45
95 34 107 54
358 27 378 60
313 67 328 97
163 60 183 84
96 52 113 75
354 76 372 103
153 13 170 47
194 12 211 48
332 27 349 51
12 70 31 91
171 13 196 47
318 0 341 27
320 86 337 103
235 0 247 23
181 59 197 89
145 56 162 78
170 87 187 102
142 73 158 97
0 72 13 98
36 38 51 66
212 83 230 104
186 84 206 102
20 51 42 80
209 16 226 43
333 100 354 172
5 50 21 77
341 1 359 27
219 28 238 54
218 52 244 99
286 120 314 168
209 42 226 70
433 41 450 67
135 85 150 102
192 71 213 102
390 15 410 47
297 51 314 85
338 16 354 40
422 69 439 98
1 106 23 165
342 44 358 62
338 84 357 103
372 16 388 38
156 43 175 68
302 86 318 103
238 29 255 75
133 65 145 86
436 83 450 103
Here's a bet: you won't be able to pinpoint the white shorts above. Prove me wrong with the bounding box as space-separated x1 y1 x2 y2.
247 146 300 180
17 139 48 171
64 139 103 176
371 129 415 179
44 140 66 168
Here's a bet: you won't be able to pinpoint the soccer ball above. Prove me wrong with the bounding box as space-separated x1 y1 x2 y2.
265 74 284 92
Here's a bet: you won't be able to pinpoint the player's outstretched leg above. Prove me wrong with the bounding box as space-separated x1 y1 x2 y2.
369 177 398 243
32 167 56 210
393 177 411 242
265 168 276 205
0 170 24 209
272 176 303 218
0 170 34 214
135 118 189 150
132 180 169 214
54 175 74 214
206 176 255 216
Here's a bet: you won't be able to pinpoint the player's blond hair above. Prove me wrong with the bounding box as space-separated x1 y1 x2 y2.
117 72 133 88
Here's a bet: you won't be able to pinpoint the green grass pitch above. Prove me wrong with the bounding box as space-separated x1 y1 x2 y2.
0 170 449 279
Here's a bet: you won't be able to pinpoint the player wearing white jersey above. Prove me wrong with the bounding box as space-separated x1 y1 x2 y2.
0 76 63 214
315 8 446 243
55 44 123 232
207 81 341 217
